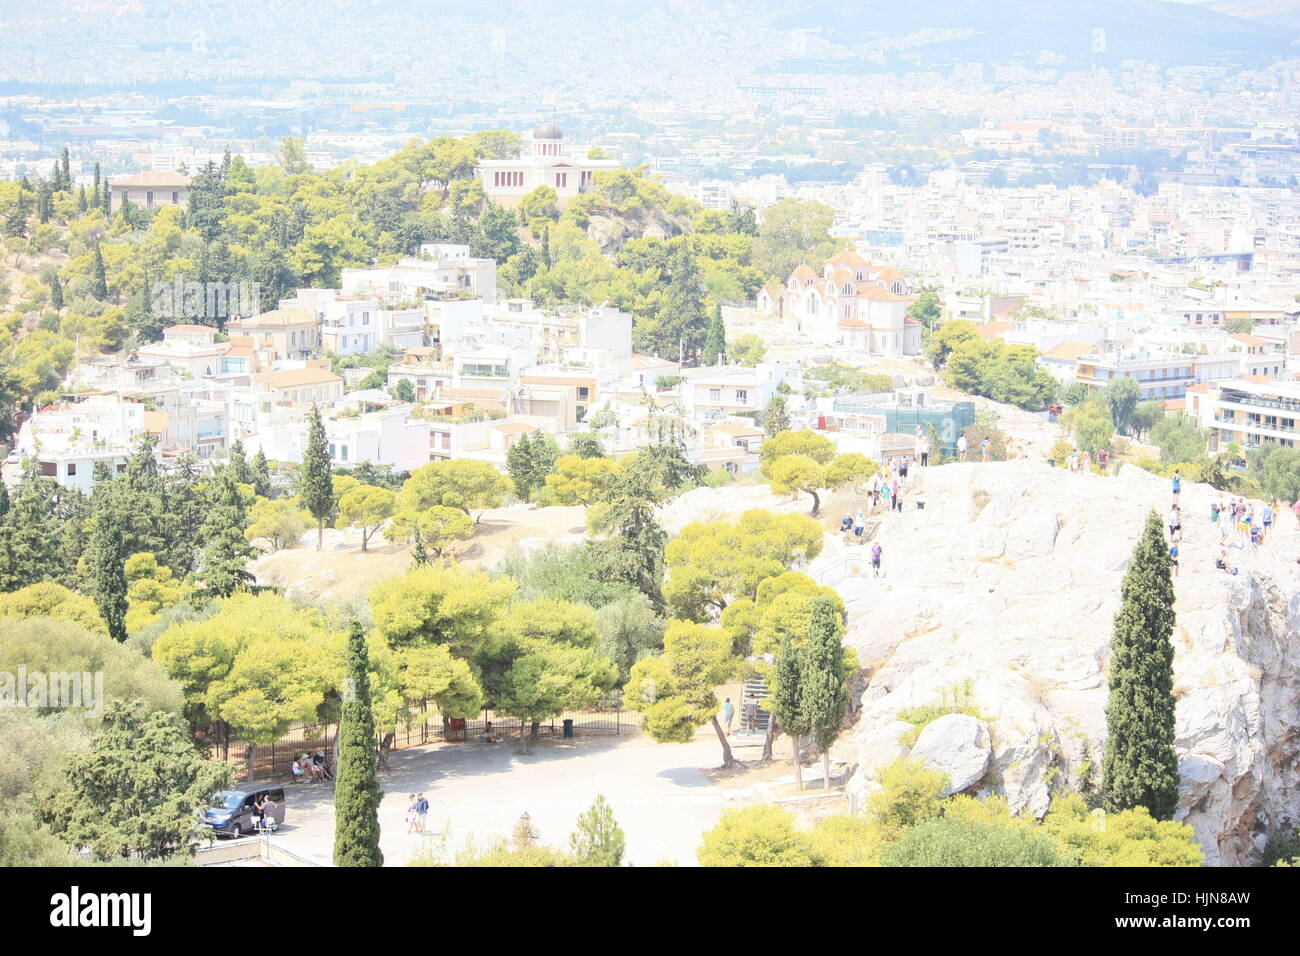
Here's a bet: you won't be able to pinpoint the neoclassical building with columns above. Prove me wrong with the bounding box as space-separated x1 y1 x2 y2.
757 250 921 355
476 120 621 207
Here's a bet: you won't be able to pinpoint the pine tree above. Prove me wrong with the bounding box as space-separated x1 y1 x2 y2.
198 470 254 597
91 244 109 300
0 464 62 591
1102 510 1180 820
77 186 87 214
334 621 384 867
702 301 726 365
410 523 429 567
87 508 129 643
770 636 811 788
801 596 848 789
569 794 625 866
250 449 272 499
300 404 334 550
4 188 27 238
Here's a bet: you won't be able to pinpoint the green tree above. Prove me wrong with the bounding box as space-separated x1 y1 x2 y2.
702 301 726 365
91 243 109 300
392 378 416 403
198 471 254 597
907 290 942 329
762 394 791 437
625 620 739 768
334 622 384 867
1062 399 1115 456
1129 400 1165 441
300 404 334 550
1150 414 1207 465
250 449 272 498
87 508 129 643
751 198 839 279
1103 376 1141 437
925 319 977 369
569 794 625 866
802 595 848 789
770 636 811 789
1102 511 1179 821
398 459 511 521
40 700 232 861
337 485 396 552
410 524 429 567
506 430 558 503
729 333 768 367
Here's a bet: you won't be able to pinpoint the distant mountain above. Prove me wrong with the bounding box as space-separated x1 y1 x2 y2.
768 0 1299 67
1205 0 1300 32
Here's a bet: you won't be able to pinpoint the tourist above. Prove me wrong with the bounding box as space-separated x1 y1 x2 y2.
313 750 332 781
1098 448 1108 471
900 456 910 480
1216 550 1237 575
880 480 892 512
1080 450 1092 473
1210 498 1220 530
871 542 883 577
744 697 758 733
722 697 734 736
1294 499 1300 529
406 793 418 833
957 433 968 462
854 510 866 539
1263 502 1274 535
1172 469 1181 502
1168 541 1179 577
894 485 904 512
415 793 429 833
1168 503 1181 540
915 426 929 467
840 514 853 540
291 756 308 784
980 436 991 462
257 794 276 833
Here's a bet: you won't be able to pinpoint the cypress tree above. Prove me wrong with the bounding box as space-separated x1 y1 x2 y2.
410 523 429 567
60 147 71 192
334 621 384 867
198 470 254 597
762 394 791 437
100 177 111 216
300 404 334 550
770 636 811 789
87 508 129 643
77 186 87 214
1102 510 1180 820
49 272 64 312
702 301 726 366
251 448 272 499
226 438 252 487
91 243 109 300
801 596 848 789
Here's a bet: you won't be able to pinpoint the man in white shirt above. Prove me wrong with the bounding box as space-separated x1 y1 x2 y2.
915 426 929 466
957 434 968 462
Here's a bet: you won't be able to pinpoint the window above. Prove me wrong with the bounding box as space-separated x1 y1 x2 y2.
66 462 77 477
145 190 154 208
735 389 748 404
172 191 179 204
362 312 370 325
708 388 721 402
329 443 336 459
341 446 349 462
40 461 56 477
555 172 568 188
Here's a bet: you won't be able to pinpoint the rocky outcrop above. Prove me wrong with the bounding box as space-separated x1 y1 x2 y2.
909 714 992 795
835 460 1300 865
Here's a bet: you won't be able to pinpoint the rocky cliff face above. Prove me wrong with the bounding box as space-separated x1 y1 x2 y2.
830 460 1300 866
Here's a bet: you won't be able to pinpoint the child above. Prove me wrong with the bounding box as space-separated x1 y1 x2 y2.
1168 542 1179 577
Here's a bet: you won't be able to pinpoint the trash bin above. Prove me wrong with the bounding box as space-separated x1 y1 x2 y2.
1047 459 1056 468
562 718 574 739
916 501 925 510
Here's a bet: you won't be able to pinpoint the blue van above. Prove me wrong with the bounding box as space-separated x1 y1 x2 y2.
201 785 286 837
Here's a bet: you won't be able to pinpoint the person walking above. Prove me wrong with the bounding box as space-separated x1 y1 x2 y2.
870 542 883 577
406 794 418 834
915 426 929 467
1171 469 1182 503
957 433 968 462
980 437 991 462
1168 503 1181 541
722 697 734 736
415 793 429 834
853 510 866 540
1168 541 1179 577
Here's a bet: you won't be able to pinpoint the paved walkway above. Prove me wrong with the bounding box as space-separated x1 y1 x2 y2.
258 734 734 866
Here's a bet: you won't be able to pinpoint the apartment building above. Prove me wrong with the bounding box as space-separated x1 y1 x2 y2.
1189 378 1300 453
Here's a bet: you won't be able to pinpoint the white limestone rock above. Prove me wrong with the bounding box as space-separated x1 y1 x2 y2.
909 714 992 796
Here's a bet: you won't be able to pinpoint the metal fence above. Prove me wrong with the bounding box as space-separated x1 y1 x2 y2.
207 707 643 781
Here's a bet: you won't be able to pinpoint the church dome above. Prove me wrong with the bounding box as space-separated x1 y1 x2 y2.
533 120 564 140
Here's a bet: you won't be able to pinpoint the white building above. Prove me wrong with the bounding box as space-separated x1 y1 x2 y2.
758 250 920 355
476 121 621 207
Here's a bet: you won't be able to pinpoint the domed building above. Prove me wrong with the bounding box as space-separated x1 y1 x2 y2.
477 118 621 207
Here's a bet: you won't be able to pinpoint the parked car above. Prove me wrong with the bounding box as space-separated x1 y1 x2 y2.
200 785 286 837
